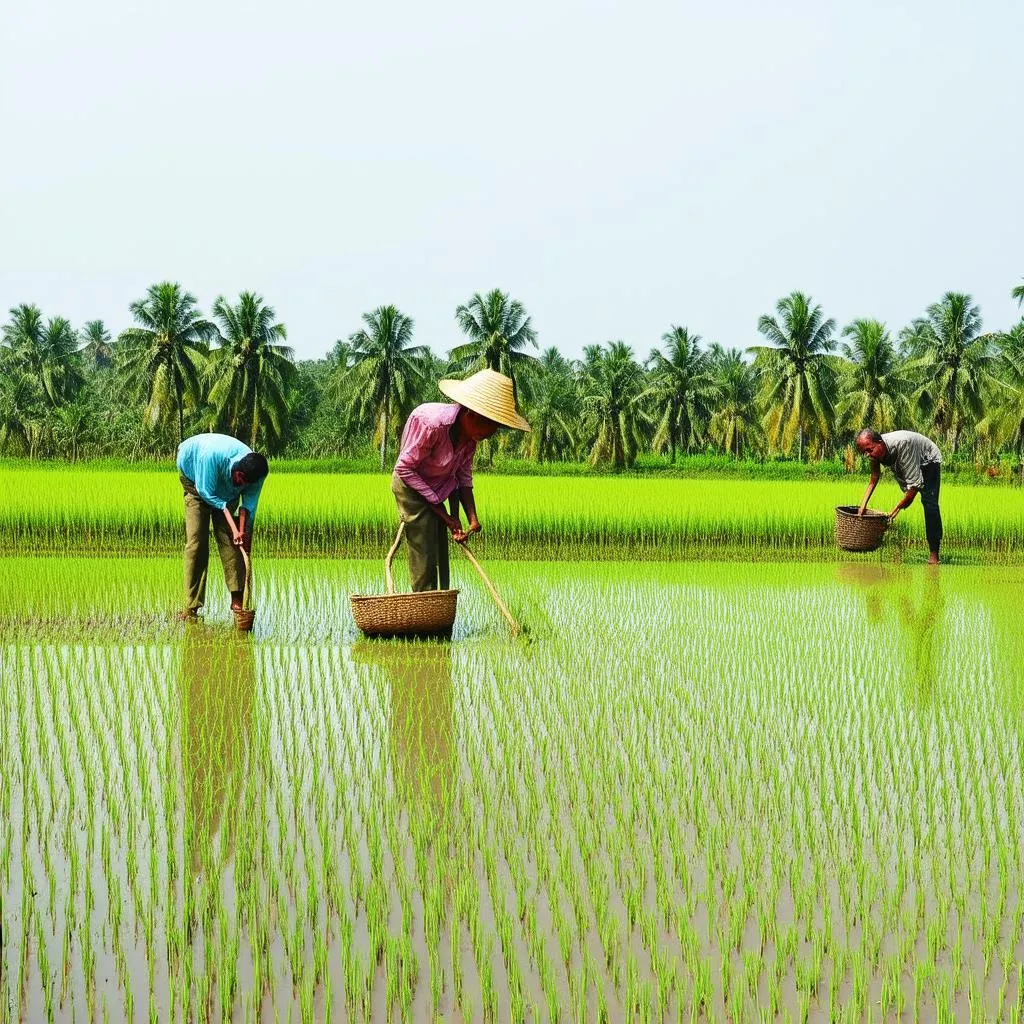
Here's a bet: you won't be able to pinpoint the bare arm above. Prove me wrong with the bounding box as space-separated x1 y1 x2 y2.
858 461 881 515
425 494 466 541
222 506 245 547
460 487 480 535
889 487 918 521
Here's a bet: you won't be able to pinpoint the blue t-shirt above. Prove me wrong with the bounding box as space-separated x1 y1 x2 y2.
176 433 264 520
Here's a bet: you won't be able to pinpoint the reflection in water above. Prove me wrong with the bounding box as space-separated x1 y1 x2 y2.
837 563 945 698
181 627 256 872
352 640 454 817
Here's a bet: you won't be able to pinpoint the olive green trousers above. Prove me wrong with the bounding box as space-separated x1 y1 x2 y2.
181 474 244 610
391 474 452 592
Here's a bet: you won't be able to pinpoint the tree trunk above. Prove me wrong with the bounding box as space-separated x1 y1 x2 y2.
379 406 388 472
798 424 803 462
251 375 259 449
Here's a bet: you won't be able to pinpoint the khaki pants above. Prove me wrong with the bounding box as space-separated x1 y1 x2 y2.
391 474 452 592
181 474 244 610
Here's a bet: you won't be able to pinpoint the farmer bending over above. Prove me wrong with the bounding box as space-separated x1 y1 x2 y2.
855 428 942 564
176 433 269 619
392 369 530 591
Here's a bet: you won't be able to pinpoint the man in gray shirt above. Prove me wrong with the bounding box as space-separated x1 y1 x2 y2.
855 428 943 564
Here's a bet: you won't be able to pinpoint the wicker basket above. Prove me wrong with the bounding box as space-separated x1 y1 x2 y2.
351 589 458 637
233 608 256 632
234 550 256 632
350 522 459 637
835 505 889 552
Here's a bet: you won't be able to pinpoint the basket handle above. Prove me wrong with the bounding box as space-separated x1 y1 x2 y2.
385 522 405 595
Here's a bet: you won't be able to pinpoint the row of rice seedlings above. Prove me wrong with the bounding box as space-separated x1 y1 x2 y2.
3 465 1024 560
4 559 1024 1019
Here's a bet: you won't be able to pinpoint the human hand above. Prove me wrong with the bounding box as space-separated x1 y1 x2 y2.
888 507 901 523
446 515 468 543
467 517 481 535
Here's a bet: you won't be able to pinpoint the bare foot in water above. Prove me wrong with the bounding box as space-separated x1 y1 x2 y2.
177 609 199 622
927 554 940 565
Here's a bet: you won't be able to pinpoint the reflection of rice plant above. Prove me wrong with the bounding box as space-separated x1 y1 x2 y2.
3 558 1024 1019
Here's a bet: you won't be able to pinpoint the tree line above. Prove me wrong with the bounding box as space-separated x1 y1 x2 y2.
2 280 1024 472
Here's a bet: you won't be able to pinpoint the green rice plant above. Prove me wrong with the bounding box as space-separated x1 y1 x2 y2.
4 464 1024 561
5 558 1024 1020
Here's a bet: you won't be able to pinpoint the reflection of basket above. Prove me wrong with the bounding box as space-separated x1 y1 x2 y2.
835 505 888 552
350 523 459 638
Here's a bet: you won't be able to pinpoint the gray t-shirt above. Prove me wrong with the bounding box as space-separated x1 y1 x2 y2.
881 430 942 491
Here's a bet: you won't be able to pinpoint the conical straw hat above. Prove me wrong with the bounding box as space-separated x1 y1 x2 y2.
438 369 532 432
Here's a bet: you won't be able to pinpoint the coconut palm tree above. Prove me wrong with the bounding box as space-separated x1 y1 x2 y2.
749 292 837 460
117 283 216 444
0 367 46 456
346 305 428 471
80 320 113 369
981 322 1024 483
580 342 648 469
2 304 84 407
1013 279 1024 309
837 319 915 434
521 348 579 462
900 292 996 453
646 326 714 462
51 401 97 462
208 292 295 450
450 289 538 394
707 346 760 459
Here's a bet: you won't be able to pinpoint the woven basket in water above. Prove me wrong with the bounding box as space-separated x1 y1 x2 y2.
234 550 256 631
233 608 256 632
350 522 459 637
351 589 458 637
835 505 888 552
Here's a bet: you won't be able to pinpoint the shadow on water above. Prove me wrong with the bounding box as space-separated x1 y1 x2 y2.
836 562 945 701
181 626 256 873
351 638 455 818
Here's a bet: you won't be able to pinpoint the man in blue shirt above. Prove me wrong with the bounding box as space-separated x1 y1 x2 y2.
176 433 269 619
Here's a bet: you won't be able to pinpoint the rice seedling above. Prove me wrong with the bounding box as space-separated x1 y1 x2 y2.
3 555 1024 1019
4 464 1024 561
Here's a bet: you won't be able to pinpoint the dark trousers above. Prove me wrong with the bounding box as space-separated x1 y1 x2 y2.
391 475 452 592
921 462 942 555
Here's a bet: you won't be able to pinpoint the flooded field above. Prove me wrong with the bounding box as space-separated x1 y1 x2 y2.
4 558 1024 1021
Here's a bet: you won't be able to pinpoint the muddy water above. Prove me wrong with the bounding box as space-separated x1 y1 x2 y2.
3 559 1024 1021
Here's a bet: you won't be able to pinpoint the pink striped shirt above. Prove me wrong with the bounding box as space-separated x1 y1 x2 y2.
394 403 476 505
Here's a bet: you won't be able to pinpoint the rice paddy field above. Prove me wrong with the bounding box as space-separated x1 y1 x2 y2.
5 550 1024 1022
3 464 1024 560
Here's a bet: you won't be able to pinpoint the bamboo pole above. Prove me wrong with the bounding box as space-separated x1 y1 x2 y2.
456 541 521 637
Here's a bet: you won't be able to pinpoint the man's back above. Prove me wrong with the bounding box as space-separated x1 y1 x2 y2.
880 430 941 491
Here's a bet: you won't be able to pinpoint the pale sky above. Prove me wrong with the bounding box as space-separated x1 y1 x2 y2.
2 0 1021 362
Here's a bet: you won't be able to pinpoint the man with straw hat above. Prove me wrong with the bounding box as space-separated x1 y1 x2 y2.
393 368 531 591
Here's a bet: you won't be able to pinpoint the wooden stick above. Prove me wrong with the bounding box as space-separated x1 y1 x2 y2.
385 522 405 595
240 548 252 610
457 541 521 637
